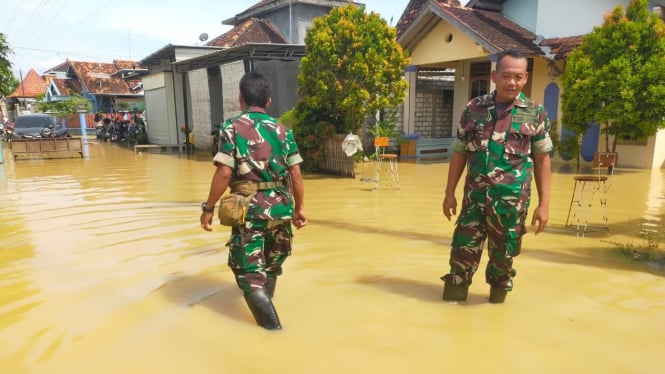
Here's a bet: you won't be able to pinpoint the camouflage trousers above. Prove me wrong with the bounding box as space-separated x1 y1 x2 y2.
226 219 293 295
442 200 526 290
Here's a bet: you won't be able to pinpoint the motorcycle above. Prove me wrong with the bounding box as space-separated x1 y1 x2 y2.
3 120 14 142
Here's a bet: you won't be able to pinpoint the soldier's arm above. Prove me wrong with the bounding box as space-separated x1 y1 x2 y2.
288 164 307 229
531 152 551 234
443 150 467 221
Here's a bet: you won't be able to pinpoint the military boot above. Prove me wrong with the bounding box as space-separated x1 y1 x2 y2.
442 282 468 302
244 288 282 330
489 286 508 304
265 277 277 298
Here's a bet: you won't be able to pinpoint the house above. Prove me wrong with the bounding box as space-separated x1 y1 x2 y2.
6 68 47 116
395 0 665 169
42 59 148 114
139 0 358 149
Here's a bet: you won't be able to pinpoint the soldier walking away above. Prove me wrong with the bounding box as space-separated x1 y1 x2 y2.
441 49 552 304
200 72 308 329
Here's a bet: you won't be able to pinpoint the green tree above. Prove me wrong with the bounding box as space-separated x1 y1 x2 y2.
561 0 665 152
0 33 18 97
297 4 410 134
35 93 92 115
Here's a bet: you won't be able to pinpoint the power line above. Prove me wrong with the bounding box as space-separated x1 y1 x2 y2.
13 45 132 60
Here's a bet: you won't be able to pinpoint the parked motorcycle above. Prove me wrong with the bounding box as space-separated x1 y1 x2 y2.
3 120 14 142
97 118 112 141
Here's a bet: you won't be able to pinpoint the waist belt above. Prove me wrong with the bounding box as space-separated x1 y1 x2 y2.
230 180 286 195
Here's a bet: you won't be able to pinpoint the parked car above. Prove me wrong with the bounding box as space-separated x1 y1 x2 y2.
13 114 70 139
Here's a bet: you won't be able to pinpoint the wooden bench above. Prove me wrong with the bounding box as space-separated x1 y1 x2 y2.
415 138 454 160
134 144 187 154
11 138 83 160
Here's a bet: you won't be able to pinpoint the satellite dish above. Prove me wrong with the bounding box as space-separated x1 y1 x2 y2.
199 33 209 42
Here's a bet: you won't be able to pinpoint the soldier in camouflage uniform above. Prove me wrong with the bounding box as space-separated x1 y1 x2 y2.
200 72 307 329
441 49 552 303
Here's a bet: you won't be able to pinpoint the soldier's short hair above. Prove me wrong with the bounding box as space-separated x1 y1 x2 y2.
496 49 526 71
240 72 272 108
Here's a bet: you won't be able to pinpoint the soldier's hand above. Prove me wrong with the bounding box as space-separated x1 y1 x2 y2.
530 205 549 234
200 212 213 232
293 209 308 229
442 194 457 221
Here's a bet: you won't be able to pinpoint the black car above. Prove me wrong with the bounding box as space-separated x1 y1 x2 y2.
13 114 70 139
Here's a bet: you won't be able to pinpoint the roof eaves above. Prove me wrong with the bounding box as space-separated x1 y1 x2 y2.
432 5 502 53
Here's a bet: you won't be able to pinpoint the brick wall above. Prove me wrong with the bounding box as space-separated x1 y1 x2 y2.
413 78 454 138
188 68 212 150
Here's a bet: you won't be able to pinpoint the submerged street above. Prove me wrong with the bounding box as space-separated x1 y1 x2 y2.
1 141 664 373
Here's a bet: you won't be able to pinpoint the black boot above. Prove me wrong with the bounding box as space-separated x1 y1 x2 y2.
244 288 282 330
265 277 277 298
489 286 508 304
442 282 468 302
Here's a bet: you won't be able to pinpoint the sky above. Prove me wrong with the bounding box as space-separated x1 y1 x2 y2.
0 0 411 78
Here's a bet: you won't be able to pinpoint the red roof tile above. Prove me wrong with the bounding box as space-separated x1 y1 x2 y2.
68 61 142 95
51 78 82 96
540 36 584 59
207 18 288 47
9 68 47 98
397 0 543 57
395 0 461 38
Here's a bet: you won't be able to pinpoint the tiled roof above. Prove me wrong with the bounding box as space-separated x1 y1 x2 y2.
246 0 357 13
9 68 47 98
51 78 82 96
68 61 142 95
113 59 146 71
440 5 542 55
395 0 460 38
397 0 543 57
207 18 288 48
540 36 583 59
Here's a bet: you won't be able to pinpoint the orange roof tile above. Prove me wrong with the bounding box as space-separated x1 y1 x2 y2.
540 36 584 59
9 68 47 98
207 18 288 48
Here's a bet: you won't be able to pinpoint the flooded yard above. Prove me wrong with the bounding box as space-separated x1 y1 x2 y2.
1 140 664 373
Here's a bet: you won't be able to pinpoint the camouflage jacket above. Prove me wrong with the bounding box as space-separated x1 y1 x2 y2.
451 92 553 214
213 108 303 221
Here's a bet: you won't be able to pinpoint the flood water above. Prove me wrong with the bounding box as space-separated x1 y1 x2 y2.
1 140 664 373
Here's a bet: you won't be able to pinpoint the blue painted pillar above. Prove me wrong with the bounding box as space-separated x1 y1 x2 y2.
78 109 90 158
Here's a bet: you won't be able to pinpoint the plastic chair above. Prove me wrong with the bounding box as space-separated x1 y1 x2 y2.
374 136 399 190
565 152 617 234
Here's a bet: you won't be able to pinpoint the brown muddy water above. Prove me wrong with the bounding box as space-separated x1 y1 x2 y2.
1 140 664 373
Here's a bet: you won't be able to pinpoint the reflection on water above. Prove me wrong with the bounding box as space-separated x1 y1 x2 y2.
1 142 664 373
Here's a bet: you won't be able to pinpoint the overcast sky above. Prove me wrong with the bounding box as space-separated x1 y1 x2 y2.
0 0 411 78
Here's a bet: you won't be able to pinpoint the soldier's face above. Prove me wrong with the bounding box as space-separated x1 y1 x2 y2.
491 56 528 104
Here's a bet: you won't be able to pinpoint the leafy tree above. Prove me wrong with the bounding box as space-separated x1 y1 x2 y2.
297 4 410 134
0 33 18 97
35 93 92 115
561 0 665 152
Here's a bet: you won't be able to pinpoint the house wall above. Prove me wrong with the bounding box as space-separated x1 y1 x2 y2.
503 0 631 37
188 68 212 151
654 130 665 168
609 130 665 169
142 71 183 145
221 61 246 119
413 79 454 138
265 4 333 44
408 21 487 67
528 58 551 106
253 60 301 118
